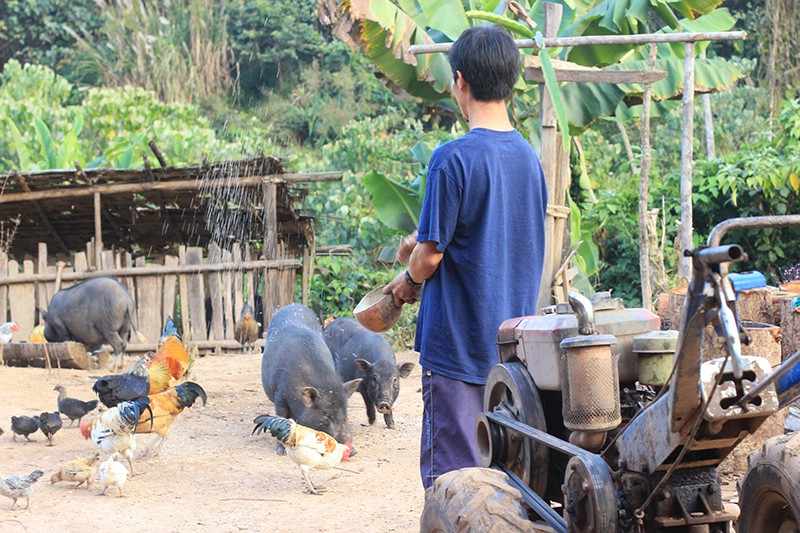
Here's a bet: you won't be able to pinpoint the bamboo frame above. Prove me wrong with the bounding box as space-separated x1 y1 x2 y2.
408 31 747 55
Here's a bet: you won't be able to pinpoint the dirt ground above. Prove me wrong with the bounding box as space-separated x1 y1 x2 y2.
0 350 426 533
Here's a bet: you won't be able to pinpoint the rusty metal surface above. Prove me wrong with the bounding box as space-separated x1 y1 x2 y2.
701 356 778 420
618 394 687 474
707 215 800 247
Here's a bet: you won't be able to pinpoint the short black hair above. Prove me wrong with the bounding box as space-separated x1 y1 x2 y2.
448 25 520 102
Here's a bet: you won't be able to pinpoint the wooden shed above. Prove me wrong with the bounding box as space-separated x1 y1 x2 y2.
0 150 341 353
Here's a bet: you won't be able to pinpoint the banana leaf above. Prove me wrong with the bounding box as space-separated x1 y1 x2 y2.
363 170 422 233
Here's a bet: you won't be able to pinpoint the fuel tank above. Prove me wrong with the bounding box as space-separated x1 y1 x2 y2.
497 292 661 390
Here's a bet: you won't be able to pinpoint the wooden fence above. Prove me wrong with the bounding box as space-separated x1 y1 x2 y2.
0 241 305 353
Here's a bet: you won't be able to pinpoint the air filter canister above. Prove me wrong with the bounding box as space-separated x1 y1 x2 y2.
560 334 621 431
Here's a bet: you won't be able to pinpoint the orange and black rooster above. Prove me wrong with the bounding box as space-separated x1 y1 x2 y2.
135 381 207 457
92 354 151 408
252 414 351 495
148 317 190 394
234 304 260 353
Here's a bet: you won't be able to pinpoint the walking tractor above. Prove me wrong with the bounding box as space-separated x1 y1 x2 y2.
421 215 800 532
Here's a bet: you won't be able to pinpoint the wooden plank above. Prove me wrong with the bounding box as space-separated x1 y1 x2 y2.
86 241 94 270
0 252 7 322
206 242 225 341
9 260 36 342
178 246 191 340
524 56 667 84
244 244 255 310
135 256 162 343
263 182 278 325
163 255 179 324
232 243 244 327
102 249 115 271
0 341 108 369
0 171 344 204
36 243 48 320
74 251 88 274
222 247 233 338
781 297 800 361
186 247 207 341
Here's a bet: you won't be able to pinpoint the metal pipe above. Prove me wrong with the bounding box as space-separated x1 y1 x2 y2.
408 31 747 55
568 291 595 335
707 215 800 247
737 347 800 408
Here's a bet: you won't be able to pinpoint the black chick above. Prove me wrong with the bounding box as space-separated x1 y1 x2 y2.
92 354 151 408
54 385 98 427
36 412 63 447
10 416 39 441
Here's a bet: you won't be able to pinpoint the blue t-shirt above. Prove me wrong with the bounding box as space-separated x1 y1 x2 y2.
415 128 547 384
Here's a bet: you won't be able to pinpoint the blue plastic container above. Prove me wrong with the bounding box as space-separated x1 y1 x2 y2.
728 271 767 293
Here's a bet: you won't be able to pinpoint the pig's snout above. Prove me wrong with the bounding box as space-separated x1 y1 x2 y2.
377 401 392 414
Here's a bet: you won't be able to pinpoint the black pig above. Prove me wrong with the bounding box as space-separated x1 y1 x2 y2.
261 304 361 452
42 277 139 355
324 317 415 429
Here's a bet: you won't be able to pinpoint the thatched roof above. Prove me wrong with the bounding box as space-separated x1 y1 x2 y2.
0 154 341 259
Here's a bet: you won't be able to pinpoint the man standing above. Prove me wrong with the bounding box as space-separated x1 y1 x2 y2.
384 25 548 490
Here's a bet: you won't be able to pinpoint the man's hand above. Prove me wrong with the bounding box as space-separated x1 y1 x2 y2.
384 269 423 308
396 230 418 264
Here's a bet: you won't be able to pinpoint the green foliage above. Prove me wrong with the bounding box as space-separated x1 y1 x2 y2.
578 89 800 305
306 253 418 349
227 0 343 96
68 0 233 104
0 60 277 172
0 0 104 80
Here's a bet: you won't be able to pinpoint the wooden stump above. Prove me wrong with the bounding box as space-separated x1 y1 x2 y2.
781 297 800 360
703 321 782 363
0 341 106 369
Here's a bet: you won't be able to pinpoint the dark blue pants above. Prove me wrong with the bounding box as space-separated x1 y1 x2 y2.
420 369 485 489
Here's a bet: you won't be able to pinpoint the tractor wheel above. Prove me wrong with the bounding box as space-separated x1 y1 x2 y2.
737 433 800 533
420 468 536 533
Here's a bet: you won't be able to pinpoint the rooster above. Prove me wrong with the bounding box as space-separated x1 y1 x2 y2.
151 316 190 385
81 397 153 475
252 414 351 495
135 382 207 457
54 385 98 427
37 411 63 446
50 452 100 489
235 304 260 353
92 353 151 408
0 470 44 509
0 321 19 344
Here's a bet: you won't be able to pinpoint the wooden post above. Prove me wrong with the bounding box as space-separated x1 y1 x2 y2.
94 192 103 269
679 41 696 279
536 1 565 312
699 50 716 159
638 44 658 311
262 182 278 323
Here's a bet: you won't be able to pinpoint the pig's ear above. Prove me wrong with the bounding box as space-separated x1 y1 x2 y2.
302 387 320 407
398 362 415 378
343 378 362 397
354 359 372 376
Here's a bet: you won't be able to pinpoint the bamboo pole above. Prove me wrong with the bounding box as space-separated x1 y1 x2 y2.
638 44 658 312
679 42 696 279
93 192 103 269
0 259 301 285
0 172 343 204
408 31 747 55
535 2 564 312
699 50 716 159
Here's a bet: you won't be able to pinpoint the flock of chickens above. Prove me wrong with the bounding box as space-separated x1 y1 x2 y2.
2 307 359 510
1 317 207 507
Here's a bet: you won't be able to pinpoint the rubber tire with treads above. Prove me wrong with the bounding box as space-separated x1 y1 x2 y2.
737 433 800 533
420 468 535 533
